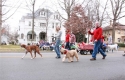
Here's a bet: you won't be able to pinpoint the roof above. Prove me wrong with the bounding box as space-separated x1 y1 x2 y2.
103 23 125 31
27 31 36 35
20 8 53 21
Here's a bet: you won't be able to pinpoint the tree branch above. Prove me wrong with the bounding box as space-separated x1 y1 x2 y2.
2 2 22 22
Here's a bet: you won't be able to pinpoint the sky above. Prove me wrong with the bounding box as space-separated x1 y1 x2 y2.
3 0 60 32
3 0 88 32
3 0 125 32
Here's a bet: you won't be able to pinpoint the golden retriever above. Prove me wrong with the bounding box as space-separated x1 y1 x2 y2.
60 47 79 62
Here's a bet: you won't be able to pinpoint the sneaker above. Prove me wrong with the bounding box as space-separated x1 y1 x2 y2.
55 56 61 59
102 55 107 59
123 54 125 56
90 58 96 61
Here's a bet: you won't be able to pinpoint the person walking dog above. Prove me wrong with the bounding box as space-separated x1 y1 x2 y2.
88 22 107 61
54 26 62 59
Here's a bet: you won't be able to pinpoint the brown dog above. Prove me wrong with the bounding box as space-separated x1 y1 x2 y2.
60 47 79 62
21 44 42 59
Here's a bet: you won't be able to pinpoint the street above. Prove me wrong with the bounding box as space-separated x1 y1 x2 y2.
0 51 125 80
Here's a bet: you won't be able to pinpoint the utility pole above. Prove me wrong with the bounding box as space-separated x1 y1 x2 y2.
0 0 2 45
31 0 35 43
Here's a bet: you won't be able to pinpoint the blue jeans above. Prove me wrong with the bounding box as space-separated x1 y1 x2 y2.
92 39 106 59
65 42 71 50
54 39 61 57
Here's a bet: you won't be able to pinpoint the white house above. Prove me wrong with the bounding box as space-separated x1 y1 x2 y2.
1 34 9 44
0 27 10 45
18 8 65 45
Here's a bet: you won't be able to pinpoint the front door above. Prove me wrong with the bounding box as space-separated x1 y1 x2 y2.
39 32 46 40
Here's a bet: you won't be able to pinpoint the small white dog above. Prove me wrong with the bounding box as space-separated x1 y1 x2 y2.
60 47 79 62
107 44 118 52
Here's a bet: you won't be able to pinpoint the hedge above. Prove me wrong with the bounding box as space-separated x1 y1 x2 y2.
117 43 125 47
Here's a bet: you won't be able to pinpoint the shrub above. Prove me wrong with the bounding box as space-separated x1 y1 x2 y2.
11 41 15 45
117 43 125 47
27 43 30 45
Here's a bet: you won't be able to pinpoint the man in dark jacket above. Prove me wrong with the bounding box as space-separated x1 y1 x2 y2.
88 22 107 61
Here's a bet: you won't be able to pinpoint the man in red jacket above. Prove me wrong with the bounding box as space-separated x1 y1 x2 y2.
88 22 107 61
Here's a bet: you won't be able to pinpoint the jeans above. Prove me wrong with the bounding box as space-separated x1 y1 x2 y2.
98 42 104 52
65 42 71 50
54 39 61 57
92 39 106 59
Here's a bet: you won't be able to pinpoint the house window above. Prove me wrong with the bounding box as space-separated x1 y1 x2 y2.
105 32 106 34
118 30 120 34
21 33 24 39
19 26 20 31
40 23 46 26
54 15 55 19
52 23 54 28
118 38 120 42
56 23 58 26
40 23 42 26
29 21 31 26
40 11 45 16
39 12 41 15
27 35 31 40
56 15 58 19
107 31 109 35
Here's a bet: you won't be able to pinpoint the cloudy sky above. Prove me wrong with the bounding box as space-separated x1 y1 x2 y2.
3 0 60 32
3 0 125 32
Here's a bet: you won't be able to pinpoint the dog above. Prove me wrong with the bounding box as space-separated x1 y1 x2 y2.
21 44 42 59
60 47 79 62
107 44 118 52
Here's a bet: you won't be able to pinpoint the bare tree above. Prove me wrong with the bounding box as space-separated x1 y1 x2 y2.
31 0 35 42
24 0 36 42
57 0 76 20
45 8 50 41
0 0 22 45
110 0 125 43
85 0 109 27
2 0 22 21
0 0 2 45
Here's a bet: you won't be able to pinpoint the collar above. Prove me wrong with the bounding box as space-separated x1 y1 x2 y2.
64 50 68 54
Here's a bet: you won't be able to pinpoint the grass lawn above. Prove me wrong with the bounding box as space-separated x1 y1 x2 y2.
0 44 50 53
0 44 21 48
0 44 24 52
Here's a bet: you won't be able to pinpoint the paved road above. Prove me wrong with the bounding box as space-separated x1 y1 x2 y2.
0 51 125 80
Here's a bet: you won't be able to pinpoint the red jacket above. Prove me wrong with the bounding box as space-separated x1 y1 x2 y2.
101 35 104 42
88 27 102 41
65 33 70 42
